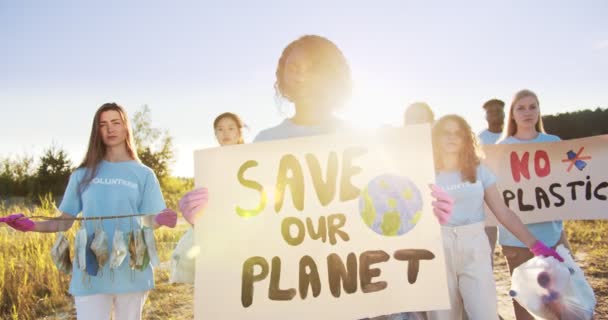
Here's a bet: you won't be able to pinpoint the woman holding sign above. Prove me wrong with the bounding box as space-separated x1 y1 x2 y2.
427 114 563 320
498 89 571 320
171 112 246 283
2 103 177 320
180 35 452 320
177 112 246 225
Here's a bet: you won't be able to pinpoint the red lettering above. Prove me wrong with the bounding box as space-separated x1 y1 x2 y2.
510 151 530 183
534 150 551 177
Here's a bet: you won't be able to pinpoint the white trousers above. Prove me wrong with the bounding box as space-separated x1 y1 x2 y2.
428 222 498 320
74 291 148 320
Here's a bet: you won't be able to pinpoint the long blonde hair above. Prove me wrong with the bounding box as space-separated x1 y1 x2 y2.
78 103 139 192
504 89 546 138
432 115 483 183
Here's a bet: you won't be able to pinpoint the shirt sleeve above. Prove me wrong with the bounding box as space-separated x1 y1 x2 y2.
138 170 166 215
478 164 497 189
58 170 84 217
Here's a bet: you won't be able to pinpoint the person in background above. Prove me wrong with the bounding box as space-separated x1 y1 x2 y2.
478 99 505 145
477 98 505 268
170 112 246 284
404 102 435 125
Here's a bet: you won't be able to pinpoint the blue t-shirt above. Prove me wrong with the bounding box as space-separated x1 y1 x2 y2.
254 118 348 142
497 133 563 247
436 164 496 227
59 160 166 296
478 129 502 145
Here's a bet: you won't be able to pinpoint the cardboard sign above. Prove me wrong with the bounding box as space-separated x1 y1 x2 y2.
193 125 449 319
483 134 608 225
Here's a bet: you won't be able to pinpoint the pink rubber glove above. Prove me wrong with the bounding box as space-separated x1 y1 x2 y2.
154 208 177 228
530 240 564 262
179 187 209 225
430 184 454 225
2 213 35 232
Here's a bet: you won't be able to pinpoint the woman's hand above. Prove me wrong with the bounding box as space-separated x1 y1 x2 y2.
429 184 454 225
179 187 209 225
1 213 35 232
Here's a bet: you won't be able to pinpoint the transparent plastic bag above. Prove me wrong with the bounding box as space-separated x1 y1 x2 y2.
170 227 199 284
128 229 149 271
510 245 596 320
90 222 109 268
85 233 99 276
109 229 128 269
74 224 87 271
143 227 160 267
50 233 72 274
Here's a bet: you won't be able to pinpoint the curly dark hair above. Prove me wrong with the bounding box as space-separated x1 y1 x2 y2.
274 35 352 109
432 114 483 183
482 98 505 110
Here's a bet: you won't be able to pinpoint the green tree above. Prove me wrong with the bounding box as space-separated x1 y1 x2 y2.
543 107 608 139
35 144 73 197
131 105 175 182
0 154 35 198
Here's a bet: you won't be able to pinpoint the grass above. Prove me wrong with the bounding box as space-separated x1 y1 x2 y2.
0 198 191 320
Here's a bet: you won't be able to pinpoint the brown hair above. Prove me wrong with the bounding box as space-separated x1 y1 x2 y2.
504 89 546 138
274 35 352 110
213 112 245 144
404 102 435 125
78 103 138 192
432 115 483 183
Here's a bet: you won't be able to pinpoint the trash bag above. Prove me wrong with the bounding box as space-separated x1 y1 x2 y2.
85 233 99 276
509 245 596 320
51 233 72 274
143 227 160 267
74 224 87 271
109 229 128 269
90 222 109 268
170 227 199 284
128 229 149 271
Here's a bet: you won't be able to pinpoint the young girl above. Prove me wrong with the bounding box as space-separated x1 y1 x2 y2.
180 35 453 320
171 112 246 283
3 103 177 320
498 89 571 320
427 114 562 320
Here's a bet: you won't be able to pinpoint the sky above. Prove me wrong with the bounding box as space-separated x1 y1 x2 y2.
1 0 607 177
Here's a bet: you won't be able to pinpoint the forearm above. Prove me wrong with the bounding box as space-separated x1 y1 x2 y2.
494 209 536 248
32 212 75 233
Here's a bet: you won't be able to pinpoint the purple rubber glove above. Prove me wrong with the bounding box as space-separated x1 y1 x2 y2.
179 187 209 225
2 213 35 232
154 208 177 228
429 184 454 225
530 240 564 262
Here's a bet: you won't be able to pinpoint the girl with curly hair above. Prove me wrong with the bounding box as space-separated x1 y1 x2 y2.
427 114 562 320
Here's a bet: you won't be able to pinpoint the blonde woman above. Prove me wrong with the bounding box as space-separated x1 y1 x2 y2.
497 89 571 320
